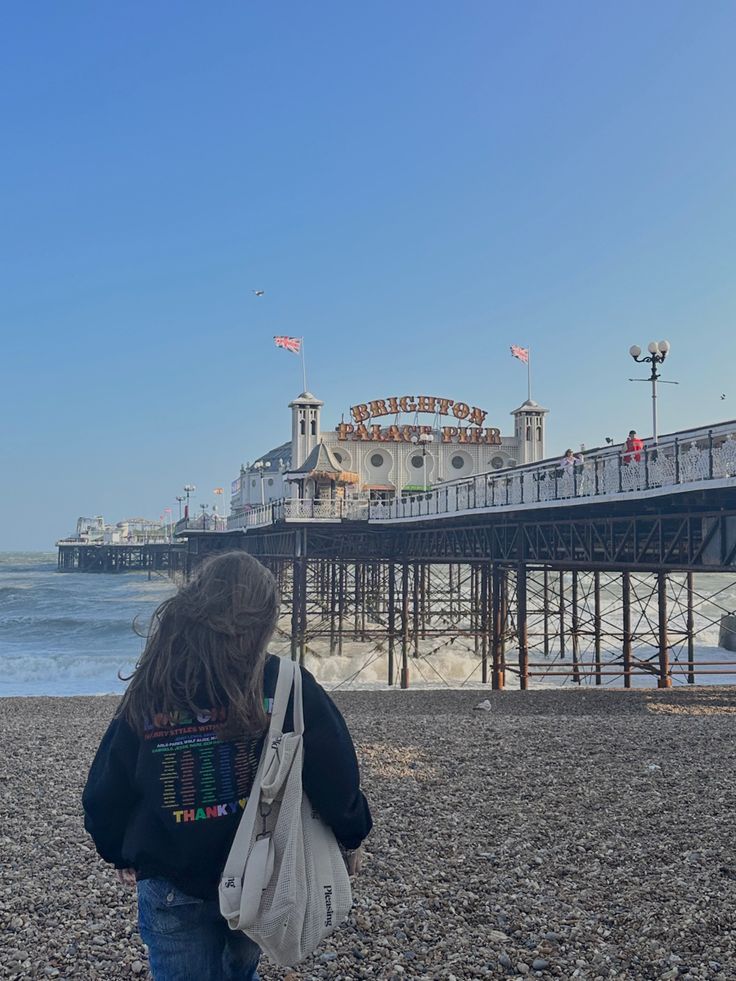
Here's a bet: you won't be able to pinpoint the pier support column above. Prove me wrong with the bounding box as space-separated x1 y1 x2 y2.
571 570 581 685
686 572 695 685
290 561 300 664
559 570 566 658
400 562 410 689
387 562 396 687
543 567 550 657
291 530 307 665
594 571 602 686
622 571 632 689
491 566 505 690
657 572 672 688
329 560 337 654
413 562 420 659
517 564 529 690
481 563 489 685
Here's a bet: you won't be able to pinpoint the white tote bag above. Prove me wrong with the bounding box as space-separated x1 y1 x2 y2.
219 657 353 966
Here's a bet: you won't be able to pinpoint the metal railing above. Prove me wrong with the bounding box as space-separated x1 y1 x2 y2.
228 503 280 530
175 514 228 533
283 499 370 521
227 498 371 530
370 421 736 522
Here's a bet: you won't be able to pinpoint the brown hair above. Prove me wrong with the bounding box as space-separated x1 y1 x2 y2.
119 551 280 738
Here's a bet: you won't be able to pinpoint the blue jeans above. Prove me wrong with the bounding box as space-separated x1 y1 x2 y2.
137 878 261 981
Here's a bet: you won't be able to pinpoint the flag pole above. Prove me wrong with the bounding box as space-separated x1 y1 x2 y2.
527 346 532 401
300 337 307 392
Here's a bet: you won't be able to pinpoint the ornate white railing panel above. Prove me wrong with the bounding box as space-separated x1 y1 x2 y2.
371 421 736 523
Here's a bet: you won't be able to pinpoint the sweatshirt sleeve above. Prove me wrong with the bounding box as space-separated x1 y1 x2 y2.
300 666 373 850
82 715 140 868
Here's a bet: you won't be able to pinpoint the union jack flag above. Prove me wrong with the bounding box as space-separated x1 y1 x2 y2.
274 335 301 354
510 344 529 364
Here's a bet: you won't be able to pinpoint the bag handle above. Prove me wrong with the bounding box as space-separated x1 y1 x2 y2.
269 656 297 735
220 657 298 907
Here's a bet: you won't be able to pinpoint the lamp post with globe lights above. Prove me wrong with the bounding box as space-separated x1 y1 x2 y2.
182 484 196 523
628 341 672 443
410 432 435 492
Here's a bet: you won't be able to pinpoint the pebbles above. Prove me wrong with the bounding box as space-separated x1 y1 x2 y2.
2 687 736 979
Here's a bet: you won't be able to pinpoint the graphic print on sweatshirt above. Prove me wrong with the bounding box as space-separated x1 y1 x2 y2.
143 706 267 826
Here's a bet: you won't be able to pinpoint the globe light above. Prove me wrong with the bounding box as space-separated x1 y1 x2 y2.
658 340 671 354
647 341 659 354
629 345 641 358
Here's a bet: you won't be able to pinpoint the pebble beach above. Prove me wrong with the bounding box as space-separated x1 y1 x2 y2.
2 687 736 980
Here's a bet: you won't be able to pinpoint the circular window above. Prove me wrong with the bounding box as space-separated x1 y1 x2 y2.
370 453 385 468
333 451 343 463
491 456 505 469
267 478 274 486
451 455 465 470
410 455 424 469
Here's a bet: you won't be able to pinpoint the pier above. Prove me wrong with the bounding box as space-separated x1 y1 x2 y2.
57 541 186 575
178 419 736 689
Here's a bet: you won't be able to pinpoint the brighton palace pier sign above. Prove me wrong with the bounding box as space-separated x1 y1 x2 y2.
336 394 502 445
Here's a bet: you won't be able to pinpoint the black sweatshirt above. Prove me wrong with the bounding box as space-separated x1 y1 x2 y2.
83 655 372 899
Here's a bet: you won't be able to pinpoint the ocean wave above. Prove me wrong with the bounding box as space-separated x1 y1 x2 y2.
0 651 136 696
0 616 142 646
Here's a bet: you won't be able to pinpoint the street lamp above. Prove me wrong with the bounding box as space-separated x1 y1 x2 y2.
410 432 435 492
199 503 208 529
629 341 672 443
175 495 185 520
182 484 196 522
252 460 271 505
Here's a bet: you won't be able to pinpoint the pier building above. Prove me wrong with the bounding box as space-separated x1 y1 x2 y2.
229 390 548 523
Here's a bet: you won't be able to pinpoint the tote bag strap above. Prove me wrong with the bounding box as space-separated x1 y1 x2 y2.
269 656 298 735
221 657 296 892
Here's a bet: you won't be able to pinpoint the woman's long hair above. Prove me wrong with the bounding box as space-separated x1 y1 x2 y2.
119 551 280 738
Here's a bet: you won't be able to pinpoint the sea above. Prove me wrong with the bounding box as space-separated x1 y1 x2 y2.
2 551 736 697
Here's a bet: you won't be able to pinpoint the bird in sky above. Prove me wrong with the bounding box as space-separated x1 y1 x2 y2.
721 393 727 400
252 289 265 297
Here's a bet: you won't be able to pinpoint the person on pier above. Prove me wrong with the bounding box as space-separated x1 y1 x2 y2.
623 429 644 464
560 448 583 475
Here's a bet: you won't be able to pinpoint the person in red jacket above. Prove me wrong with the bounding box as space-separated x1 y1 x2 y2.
83 551 372 981
623 430 644 463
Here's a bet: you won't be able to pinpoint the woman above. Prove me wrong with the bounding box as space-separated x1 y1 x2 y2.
83 551 372 981
560 448 583 474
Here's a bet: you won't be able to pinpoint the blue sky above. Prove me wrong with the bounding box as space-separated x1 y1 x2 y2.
2 1 735 550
